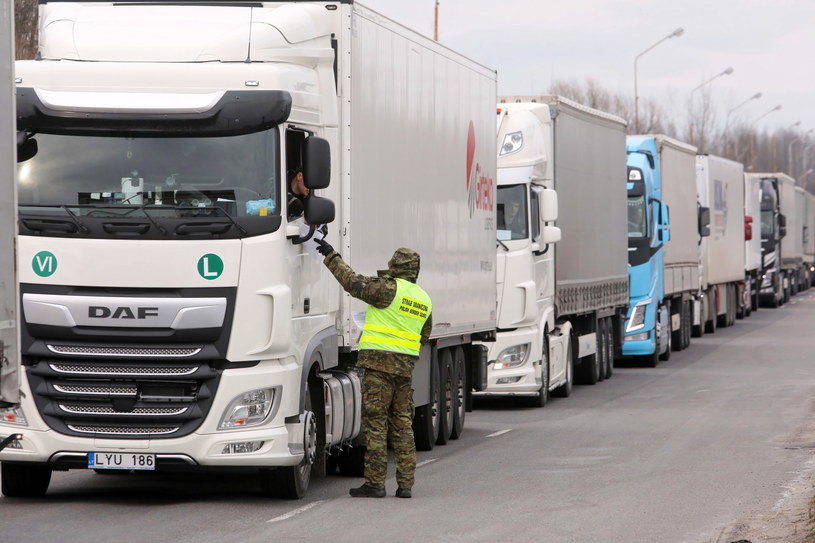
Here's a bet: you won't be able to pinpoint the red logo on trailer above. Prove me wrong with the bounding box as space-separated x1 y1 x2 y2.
466 121 494 218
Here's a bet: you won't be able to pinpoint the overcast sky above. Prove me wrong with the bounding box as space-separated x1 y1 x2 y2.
360 0 815 133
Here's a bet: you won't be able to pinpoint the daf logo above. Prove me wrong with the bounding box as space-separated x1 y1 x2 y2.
88 306 160 320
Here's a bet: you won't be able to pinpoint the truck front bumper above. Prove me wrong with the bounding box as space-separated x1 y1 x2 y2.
621 332 655 356
474 327 541 396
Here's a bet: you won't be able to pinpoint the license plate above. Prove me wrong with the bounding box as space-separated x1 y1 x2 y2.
88 452 155 471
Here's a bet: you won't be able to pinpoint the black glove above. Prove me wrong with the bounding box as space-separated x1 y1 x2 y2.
314 238 334 256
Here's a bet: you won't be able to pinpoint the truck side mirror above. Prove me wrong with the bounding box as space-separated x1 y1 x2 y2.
304 195 335 225
539 188 558 222
303 136 331 190
698 206 710 238
744 215 753 241
661 202 671 242
541 225 561 244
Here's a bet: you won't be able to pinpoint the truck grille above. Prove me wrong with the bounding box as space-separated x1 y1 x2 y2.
27 358 221 439
47 345 201 357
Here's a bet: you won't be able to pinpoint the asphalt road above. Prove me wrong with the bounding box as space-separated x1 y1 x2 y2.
4 292 815 543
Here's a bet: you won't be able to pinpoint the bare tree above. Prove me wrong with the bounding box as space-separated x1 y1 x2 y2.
15 0 38 60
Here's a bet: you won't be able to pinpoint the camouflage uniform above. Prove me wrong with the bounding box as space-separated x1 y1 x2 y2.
324 248 432 490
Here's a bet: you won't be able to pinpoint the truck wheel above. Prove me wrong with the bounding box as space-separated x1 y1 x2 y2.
596 319 607 382
692 296 706 337
751 280 760 311
552 337 573 398
413 353 440 451
435 349 454 445
449 347 466 439
523 335 550 408
659 324 671 361
259 388 315 499
1 462 52 498
604 318 614 379
705 289 718 333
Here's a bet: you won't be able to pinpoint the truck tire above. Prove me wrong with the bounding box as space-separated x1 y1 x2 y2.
604 318 615 379
522 335 549 408
596 319 608 382
1 462 52 498
259 387 315 499
658 324 671 361
706 289 718 333
449 347 466 439
413 354 440 451
435 349 454 446
552 336 573 398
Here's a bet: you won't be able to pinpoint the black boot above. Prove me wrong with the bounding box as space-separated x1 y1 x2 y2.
349 484 385 498
395 487 412 498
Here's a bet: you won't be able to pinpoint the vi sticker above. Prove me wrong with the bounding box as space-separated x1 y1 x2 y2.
32 251 58 277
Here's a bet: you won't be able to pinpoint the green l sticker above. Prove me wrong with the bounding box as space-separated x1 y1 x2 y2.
197 254 224 280
33 251 58 277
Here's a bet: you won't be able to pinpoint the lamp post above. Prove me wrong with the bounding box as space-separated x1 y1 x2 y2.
634 27 684 133
434 0 439 41
688 66 734 145
745 105 782 170
724 92 762 158
788 128 813 180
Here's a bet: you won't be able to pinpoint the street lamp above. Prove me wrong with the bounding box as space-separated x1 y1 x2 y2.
434 1 440 41
634 27 684 133
725 92 761 158
688 66 734 145
742 105 781 170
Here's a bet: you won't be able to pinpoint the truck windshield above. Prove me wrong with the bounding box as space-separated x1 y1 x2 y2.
761 209 774 238
17 130 279 218
497 184 528 241
627 195 648 238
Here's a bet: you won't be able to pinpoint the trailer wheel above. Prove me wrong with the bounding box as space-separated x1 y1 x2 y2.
705 289 718 333
1 462 52 498
413 351 440 451
596 319 607 382
449 347 466 439
435 349 454 445
604 318 615 379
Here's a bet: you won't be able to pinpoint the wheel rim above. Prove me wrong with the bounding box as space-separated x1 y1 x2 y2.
444 365 454 428
455 357 465 422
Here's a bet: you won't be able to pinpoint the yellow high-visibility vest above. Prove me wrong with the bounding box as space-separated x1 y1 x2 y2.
359 278 432 356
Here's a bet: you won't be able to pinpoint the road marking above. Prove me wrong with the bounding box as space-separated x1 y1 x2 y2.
486 429 512 438
417 458 438 468
267 500 325 523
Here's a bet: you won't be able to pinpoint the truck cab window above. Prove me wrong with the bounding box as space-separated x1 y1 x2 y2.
627 195 648 238
761 210 774 238
497 184 528 241
17 130 280 220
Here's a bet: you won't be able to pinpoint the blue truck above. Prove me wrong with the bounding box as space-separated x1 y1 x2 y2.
623 135 704 366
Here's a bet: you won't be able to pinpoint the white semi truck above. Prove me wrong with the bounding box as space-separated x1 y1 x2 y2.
743 172 763 313
695 154 746 330
0 0 498 498
478 96 628 405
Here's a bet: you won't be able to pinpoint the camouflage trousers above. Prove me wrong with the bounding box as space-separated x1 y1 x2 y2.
362 368 416 489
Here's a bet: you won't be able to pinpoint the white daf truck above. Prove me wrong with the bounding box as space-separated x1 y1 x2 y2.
0 0 497 498
477 97 629 406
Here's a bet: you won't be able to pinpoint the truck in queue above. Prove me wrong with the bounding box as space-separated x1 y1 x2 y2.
747 173 791 307
743 172 763 314
623 135 704 366
0 0 498 498
695 154 746 330
478 96 629 405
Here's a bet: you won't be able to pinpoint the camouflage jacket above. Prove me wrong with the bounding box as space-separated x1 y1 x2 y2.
324 252 432 378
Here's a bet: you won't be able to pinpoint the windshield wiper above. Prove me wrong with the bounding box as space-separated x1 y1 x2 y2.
496 238 509 251
60 206 90 234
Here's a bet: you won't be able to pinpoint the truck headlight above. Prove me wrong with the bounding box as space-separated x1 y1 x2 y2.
218 388 275 430
499 131 523 156
1 406 27 426
493 343 529 369
625 332 650 342
626 299 651 332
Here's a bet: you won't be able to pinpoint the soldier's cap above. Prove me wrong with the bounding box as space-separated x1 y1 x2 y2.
387 248 420 279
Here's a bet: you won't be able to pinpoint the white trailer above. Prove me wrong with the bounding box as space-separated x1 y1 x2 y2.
804 192 815 286
0 0 20 410
695 155 745 329
779 176 805 294
479 96 628 405
1 0 497 498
